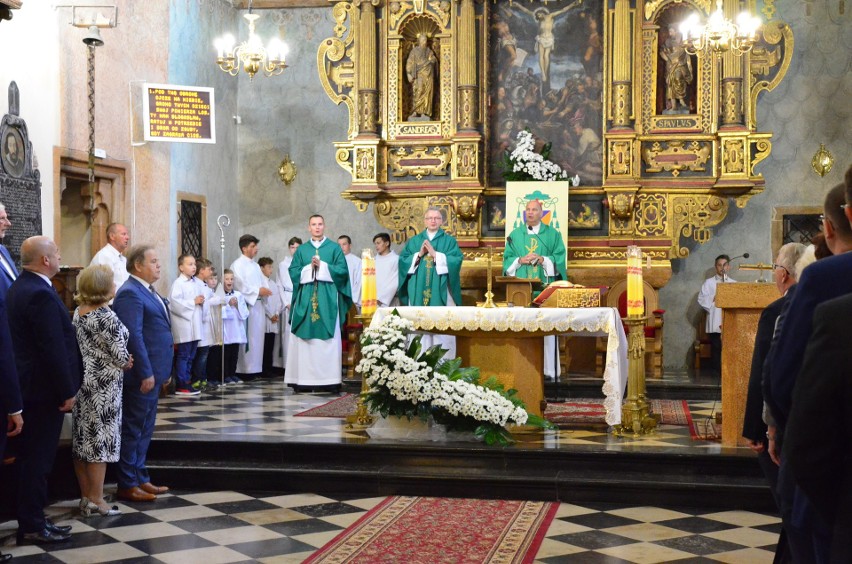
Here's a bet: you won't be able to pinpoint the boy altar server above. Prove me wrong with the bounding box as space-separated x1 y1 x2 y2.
258 257 283 378
208 269 249 385
285 215 352 391
169 254 205 396
398 207 463 358
230 234 273 380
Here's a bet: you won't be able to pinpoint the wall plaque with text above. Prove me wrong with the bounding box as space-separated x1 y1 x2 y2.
142 83 215 143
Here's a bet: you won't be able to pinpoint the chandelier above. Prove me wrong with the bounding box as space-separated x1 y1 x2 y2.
214 3 288 80
679 0 761 55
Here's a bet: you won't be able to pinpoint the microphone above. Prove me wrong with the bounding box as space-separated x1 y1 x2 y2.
729 252 750 261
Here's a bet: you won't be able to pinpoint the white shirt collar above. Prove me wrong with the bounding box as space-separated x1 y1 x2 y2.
311 237 326 248
426 230 439 240
527 223 541 235
33 271 52 286
130 274 154 289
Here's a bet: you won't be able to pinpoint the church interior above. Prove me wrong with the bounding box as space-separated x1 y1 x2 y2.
0 0 850 561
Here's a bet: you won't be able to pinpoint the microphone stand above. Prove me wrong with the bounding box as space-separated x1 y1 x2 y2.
217 214 230 390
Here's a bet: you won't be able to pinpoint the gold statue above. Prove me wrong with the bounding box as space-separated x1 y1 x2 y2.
406 33 437 119
659 27 693 113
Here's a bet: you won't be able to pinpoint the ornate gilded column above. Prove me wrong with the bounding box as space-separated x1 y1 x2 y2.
720 0 744 127
456 0 477 131
356 0 381 135
611 0 632 128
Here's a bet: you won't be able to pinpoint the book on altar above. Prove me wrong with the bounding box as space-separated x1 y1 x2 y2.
534 281 605 308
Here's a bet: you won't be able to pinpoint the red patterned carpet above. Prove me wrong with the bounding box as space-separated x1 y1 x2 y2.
304 496 558 564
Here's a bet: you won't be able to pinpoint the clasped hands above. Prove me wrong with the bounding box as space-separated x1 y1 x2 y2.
418 241 437 260
520 252 543 266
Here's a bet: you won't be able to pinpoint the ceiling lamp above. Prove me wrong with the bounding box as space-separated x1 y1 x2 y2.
214 1 288 81
679 0 761 56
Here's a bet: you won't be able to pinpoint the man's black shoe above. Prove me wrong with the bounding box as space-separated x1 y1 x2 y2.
45 520 72 534
16 528 71 545
0 552 13 562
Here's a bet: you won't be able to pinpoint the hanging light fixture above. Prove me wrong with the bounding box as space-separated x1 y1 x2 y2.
811 144 834 177
679 0 761 56
214 0 289 81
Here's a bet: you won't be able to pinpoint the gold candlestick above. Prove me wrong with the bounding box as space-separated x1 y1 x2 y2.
483 246 496 308
346 312 375 427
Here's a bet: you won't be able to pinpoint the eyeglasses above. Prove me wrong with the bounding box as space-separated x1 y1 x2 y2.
819 214 825 221
772 264 789 273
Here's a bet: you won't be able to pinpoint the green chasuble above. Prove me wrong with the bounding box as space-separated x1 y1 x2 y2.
398 228 463 306
289 238 352 340
502 223 568 287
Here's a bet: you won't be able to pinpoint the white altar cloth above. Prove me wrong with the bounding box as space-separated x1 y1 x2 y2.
371 306 629 425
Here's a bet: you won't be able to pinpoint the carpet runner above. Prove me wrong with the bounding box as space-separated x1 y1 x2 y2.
304 496 558 564
296 394 692 428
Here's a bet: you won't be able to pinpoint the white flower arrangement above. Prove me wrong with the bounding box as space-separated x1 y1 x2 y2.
502 129 579 185
356 313 550 445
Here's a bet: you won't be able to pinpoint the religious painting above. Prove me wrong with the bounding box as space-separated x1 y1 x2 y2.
1 125 25 179
567 198 603 230
488 0 604 187
481 197 507 237
504 181 570 252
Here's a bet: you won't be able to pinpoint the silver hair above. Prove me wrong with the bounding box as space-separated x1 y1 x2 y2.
424 206 442 216
0 202 5 212
776 242 806 281
793 245 818 280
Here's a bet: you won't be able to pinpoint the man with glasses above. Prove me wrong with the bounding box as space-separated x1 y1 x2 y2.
697 254 736 374
398 207 463 358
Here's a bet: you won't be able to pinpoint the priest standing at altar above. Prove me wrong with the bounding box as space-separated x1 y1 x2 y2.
503 199 568 380
398 207 463 359
230 234 273 380
285 215 352 391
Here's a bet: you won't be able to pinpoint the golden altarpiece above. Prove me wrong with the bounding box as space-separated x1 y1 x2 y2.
317 0 792 300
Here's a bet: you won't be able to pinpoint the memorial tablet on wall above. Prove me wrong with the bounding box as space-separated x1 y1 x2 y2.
0 81 42 267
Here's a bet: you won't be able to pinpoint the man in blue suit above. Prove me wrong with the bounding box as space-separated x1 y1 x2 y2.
765 180 852 562
112 244 174 502
7 236 81 545
0 204 23 561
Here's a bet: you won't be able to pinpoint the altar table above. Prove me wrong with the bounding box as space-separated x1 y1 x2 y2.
371 307 628 423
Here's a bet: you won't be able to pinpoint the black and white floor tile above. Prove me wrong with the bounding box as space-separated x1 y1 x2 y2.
1 490 779 563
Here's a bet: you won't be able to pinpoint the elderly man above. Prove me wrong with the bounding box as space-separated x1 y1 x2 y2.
765 181 852 562
503 199 567 380
230 234 273 380
113 245 174 502
286 215 352 392
89 222 130 292
7 237 81 544
398 207 463 358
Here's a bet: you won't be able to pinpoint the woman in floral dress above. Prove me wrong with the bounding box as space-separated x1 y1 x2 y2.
72 265 133 516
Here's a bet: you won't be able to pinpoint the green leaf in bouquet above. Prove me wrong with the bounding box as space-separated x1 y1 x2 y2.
406 335 423 360
418 344 448 368
435 357 462 376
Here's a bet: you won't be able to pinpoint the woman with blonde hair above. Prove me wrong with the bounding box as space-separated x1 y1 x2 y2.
72 264 133 516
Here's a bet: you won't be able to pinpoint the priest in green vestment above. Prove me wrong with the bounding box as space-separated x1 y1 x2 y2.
502 199 567 290
502 199 567 379
285 214 352 391
398 207 463 358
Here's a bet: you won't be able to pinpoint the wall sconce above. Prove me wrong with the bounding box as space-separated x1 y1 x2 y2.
278 154 297 186
811 144 834 177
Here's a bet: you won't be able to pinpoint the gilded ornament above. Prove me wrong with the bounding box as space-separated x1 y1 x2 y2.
277 154 297 185
453 195 480 220
635 194 667 236
671 195 728 257
608 140 632 176
355 146 376 180
811 144 834 177
642 140 712 176
722 138 745 174
388 145 450 179
455 143 478 179
609 193 634 220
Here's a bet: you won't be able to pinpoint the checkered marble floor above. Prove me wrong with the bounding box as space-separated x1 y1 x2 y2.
152 380 728 454
0 489 780 563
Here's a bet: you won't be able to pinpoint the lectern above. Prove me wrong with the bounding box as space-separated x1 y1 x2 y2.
494 276 540 306
715 283 780 447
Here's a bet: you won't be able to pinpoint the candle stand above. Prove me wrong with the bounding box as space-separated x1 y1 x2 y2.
346 313 375 427
613 315 658 436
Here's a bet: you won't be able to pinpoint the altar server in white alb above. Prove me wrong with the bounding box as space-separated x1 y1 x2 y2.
285 215 352 392
230 234 273 380
257 257 283 378
274 236 301 370
168 254 205 396
373 232 399 307
338 235 362 314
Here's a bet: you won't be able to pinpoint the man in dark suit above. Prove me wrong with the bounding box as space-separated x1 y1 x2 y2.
112 245 174 502
765 181 852 562
0 204 21 562
784 293 852 563
7 236 81 545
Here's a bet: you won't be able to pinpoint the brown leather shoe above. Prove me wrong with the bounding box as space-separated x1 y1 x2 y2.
116 486 156 502
139 482 169 495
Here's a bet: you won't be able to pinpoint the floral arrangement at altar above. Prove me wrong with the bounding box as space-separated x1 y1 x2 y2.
501 128 578 183
355 312 552 446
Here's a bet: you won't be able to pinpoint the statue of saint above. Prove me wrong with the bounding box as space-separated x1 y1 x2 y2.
406 33 437 119
660 27 693 112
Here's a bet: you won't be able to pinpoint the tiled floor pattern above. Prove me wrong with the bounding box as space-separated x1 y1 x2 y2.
151 380 728 454
0 490 780 563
